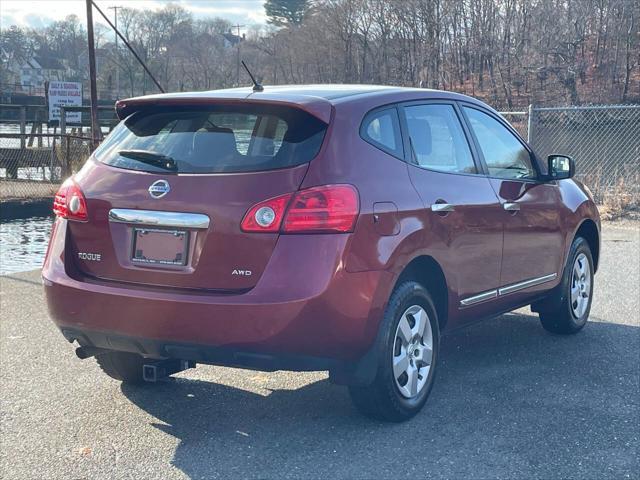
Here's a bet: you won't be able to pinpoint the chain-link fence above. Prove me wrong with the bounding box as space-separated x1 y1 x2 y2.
0 133 93 201
500 105 639 210
1 104 638 210
498 111 529 141
529 105 640 190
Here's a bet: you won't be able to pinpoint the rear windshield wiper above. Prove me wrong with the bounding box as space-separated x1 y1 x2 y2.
117 149 178 172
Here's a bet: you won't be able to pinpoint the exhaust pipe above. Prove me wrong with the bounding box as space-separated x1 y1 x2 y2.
75 346 110 359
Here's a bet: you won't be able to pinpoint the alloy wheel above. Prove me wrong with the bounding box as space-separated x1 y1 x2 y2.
392 305 434 399
570 252 591 318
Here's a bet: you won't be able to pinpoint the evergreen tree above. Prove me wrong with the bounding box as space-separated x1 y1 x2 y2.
264 0 310 27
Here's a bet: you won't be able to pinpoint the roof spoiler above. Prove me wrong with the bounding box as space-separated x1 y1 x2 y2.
115 94 333 124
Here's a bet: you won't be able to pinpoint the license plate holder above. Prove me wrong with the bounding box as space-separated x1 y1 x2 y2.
132 228 189 266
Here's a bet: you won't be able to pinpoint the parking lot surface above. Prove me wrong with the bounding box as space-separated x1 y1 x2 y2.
1 222 638 479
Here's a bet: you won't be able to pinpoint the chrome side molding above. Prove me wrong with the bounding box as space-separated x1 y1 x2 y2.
498 273 557 296
460 289 498 306
108 209 210 229
460 273 557 307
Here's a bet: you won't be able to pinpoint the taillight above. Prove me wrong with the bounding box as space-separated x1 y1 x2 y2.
53 178 88 222
240 184 359 234
240 192 293 232
283 185 359 233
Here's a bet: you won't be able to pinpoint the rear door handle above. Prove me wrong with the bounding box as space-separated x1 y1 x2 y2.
503 202 520 212
431 203 455 213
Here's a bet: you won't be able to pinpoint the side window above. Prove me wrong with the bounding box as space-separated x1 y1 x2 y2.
361 108 403 158
403 104 477 174
463 107 536 179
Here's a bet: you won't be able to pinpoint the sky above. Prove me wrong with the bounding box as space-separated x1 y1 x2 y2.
0 0 267 30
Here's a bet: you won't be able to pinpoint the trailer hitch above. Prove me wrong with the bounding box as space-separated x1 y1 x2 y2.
142 359 195 382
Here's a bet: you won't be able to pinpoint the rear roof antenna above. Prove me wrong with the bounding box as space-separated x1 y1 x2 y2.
241 60 264 92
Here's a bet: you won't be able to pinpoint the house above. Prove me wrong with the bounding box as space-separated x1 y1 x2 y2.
1 47 23 92
19 56 66 93
222 32 245 48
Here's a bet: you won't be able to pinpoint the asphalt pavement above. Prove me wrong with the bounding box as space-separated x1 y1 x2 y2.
1 222 638 479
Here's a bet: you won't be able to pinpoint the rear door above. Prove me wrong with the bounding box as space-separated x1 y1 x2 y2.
400 102 504 309
69 103 327 291
461 105 564 290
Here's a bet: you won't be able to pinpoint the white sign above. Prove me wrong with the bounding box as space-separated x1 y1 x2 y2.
48 81 82 124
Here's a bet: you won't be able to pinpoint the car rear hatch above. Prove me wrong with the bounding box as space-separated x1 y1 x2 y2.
66 98 330 291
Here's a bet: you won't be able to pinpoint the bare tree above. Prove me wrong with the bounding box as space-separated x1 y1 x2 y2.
1 0 637 107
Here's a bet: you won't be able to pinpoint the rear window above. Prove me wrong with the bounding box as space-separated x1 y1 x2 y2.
94 105 327 174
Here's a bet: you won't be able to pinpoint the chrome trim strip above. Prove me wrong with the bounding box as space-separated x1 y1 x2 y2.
460 289 498 306
108 209 210 229
460 273 558 307
498 273 557 296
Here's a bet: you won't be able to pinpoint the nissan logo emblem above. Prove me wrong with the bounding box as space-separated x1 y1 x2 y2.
148 179 170 199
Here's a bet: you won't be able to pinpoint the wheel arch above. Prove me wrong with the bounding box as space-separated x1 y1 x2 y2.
393 255 449 331
333 254 449 387
574 219 600 272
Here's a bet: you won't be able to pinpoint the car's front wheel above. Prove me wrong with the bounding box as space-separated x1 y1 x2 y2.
349 281 440 422
538 236 594 334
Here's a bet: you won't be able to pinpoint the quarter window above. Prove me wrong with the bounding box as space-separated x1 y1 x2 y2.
361 108 403 158
403 104 477 174
463 107 536 179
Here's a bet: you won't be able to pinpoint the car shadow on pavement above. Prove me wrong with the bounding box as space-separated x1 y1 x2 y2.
121 312 639 479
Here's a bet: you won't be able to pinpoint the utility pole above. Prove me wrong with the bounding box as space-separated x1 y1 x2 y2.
86 0 101 149
232 24 245 86
108 5 121 100
91 0 164 93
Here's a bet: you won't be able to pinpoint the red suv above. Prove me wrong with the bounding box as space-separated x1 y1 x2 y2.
44 85 600 421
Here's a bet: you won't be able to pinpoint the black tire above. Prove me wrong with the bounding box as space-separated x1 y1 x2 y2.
538 236 594 334
349 281 440 422
96 351 146 384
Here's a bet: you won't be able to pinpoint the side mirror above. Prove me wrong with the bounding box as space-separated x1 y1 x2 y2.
547 154 575 180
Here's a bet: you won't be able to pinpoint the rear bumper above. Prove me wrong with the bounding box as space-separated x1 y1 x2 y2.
60 327 343 372
43 219 394 363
